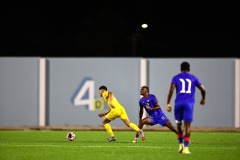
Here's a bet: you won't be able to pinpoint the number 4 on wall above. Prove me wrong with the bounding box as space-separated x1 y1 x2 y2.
71 77 104 111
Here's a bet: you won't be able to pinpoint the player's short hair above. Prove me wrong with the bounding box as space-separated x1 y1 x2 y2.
181 61 190 71
142 86 149 93
99 85 107 91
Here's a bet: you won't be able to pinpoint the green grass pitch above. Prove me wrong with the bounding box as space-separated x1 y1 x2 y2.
0 130 240 160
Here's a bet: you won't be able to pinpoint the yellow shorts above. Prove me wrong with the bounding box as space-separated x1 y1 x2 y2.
105 108 128 121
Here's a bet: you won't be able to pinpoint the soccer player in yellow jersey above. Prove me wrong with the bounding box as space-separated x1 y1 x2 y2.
98 85 144 142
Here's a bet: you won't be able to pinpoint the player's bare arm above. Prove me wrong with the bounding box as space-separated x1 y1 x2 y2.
98 109 111 117
197 85 206 105
146 104 160 110
139 107 144 126
166 84 175 112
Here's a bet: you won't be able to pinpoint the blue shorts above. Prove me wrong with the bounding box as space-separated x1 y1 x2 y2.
150 113 169 126
174 102 194 123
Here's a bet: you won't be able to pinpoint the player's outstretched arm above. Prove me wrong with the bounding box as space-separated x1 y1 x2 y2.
166 84 175 112
98 109 111 117
197 85 206 105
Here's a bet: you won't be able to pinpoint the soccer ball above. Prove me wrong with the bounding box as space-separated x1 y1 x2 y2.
66 132 76 141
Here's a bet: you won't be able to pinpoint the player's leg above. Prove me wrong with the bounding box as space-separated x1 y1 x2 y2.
132 120 142 143
120 108 145 141
120 108 141 132
182 121 191 154
158 112 177 134
132 117 153 143
182 129 194 144
174 104 185 153
182 103 193 154
133 118 145 142
121 118 145 142
104 111 117 142
176 121 184 153
164 120 178 134
121 118 140 131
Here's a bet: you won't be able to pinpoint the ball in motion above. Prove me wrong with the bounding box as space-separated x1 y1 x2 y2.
66 132 76 141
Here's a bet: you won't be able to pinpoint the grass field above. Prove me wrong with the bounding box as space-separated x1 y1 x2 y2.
0 130 240 160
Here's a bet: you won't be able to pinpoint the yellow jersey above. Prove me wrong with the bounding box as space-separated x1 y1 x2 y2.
102 91 124 110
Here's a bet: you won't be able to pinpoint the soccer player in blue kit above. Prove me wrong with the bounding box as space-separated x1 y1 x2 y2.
132 86 178 143
166 61 206 154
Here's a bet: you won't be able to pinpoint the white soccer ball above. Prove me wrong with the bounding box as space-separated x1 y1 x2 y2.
66 132 76 141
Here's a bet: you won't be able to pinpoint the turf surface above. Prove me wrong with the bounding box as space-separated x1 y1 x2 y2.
0 130 240 160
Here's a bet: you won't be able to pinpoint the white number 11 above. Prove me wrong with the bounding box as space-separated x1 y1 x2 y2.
179 78 192 93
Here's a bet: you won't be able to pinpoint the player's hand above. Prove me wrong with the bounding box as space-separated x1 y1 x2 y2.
200 99 205 105
166 104 172 112
98 113 104 117
146 105 152 110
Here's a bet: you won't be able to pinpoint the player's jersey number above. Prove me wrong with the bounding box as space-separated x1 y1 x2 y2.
179 78 192 94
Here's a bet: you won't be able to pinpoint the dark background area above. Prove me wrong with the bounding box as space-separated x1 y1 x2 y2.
1 2 240 58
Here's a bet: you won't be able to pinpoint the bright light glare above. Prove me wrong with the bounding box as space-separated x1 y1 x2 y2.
141 23 148 28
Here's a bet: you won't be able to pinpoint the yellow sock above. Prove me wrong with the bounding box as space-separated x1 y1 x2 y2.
104 123 114 137
129 122 140 132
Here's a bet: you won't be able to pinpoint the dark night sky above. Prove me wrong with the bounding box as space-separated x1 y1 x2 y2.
1 2 240 58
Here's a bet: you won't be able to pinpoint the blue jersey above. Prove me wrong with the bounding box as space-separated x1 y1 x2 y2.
139 94 169 127
171 72 202 104
171 72 202 122
139 94 160 117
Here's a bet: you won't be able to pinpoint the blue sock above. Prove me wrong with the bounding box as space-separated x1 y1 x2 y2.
136 131 140 138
